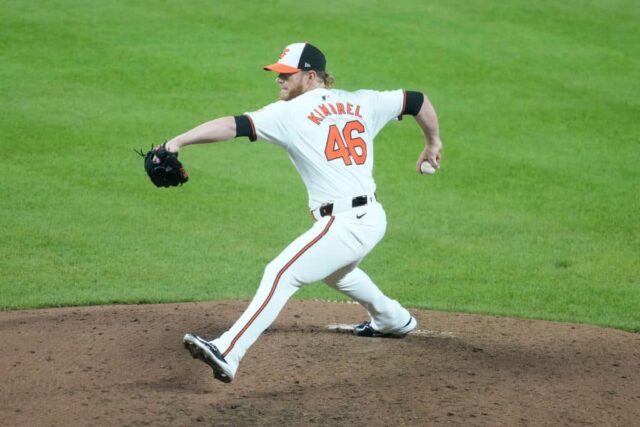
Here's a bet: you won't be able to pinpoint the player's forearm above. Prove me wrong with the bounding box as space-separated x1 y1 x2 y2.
414 95 441 147
166 116 236 152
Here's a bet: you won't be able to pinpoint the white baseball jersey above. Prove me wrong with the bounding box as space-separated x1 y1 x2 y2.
246 88 405 210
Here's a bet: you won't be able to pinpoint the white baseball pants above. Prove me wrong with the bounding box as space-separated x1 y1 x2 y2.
211 201 412 375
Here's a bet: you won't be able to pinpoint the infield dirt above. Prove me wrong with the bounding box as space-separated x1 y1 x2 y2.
1 301 639 426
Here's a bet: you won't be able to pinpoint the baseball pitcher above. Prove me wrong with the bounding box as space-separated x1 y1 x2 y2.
151 42 442 383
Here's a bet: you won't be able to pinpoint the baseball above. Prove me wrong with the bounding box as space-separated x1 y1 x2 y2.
420 161 436 175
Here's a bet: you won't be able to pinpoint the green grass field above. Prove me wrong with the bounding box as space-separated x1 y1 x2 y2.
1 0 638 331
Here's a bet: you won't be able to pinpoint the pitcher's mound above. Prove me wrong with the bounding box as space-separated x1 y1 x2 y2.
1 300 638 426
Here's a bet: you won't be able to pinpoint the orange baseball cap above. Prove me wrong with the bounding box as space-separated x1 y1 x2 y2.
263 42 326 74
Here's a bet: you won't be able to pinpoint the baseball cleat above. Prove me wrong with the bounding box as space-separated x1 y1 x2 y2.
183 333 234 383
353 316 417 338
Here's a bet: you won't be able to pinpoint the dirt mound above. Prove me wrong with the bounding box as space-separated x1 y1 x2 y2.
1 301 638 426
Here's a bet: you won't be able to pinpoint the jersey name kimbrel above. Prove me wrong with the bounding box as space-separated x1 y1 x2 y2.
247 88 404 210
307 101 362 125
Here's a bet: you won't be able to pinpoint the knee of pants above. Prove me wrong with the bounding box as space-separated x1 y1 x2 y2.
261 259 301 290
322 263 358 288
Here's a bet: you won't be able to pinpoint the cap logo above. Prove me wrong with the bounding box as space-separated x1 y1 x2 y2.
304 62 311 67
278 48 290 59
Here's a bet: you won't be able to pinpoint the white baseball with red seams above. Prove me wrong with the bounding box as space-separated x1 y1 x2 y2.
210 87 414 375
420 161 436 175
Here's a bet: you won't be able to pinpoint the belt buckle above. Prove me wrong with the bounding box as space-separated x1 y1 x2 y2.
351 195 368 208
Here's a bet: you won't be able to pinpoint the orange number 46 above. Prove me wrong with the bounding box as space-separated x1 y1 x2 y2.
324 120 367 166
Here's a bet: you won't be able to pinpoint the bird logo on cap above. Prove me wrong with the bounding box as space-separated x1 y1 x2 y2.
278 48 290 59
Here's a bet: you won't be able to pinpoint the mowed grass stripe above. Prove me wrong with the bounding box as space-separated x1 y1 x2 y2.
1 0 638 330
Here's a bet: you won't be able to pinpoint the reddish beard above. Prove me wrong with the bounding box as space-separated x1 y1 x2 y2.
279 80 305 101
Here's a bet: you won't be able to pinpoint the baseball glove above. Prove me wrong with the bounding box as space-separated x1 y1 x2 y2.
137 143 189 187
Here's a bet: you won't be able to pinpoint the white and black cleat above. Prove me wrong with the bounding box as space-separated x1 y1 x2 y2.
183 333 234 383
353 316 417 338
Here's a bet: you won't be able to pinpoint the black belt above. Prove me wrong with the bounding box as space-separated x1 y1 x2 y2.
319 195 369 217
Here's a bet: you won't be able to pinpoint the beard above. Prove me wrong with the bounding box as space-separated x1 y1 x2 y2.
279 81 305 101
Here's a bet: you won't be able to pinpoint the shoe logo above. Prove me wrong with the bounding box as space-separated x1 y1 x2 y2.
356 213 367 219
